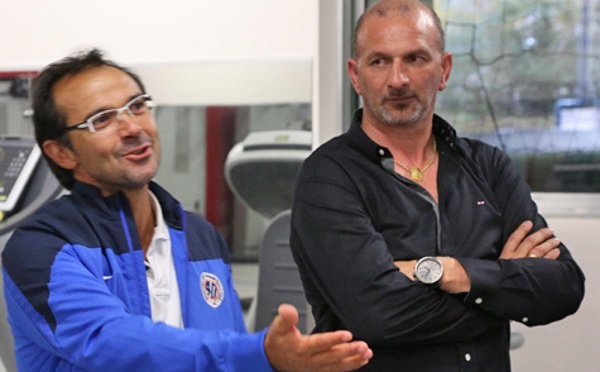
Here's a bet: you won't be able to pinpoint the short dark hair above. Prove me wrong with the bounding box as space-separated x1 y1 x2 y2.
351 0 446 58
31 48 146 190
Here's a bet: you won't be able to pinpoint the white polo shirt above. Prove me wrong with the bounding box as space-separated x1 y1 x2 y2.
145 192 183 328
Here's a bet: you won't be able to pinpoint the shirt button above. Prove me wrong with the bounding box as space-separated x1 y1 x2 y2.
465 353 472 362
378 149 385 156
475 297 483 305
522 317 529 323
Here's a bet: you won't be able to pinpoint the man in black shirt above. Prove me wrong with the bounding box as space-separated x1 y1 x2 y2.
290 0 585 371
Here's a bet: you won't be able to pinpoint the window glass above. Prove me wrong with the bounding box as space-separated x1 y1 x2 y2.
434 0 600 192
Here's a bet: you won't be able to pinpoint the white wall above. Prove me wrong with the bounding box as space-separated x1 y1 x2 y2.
0 0 318 127
0 0 317 70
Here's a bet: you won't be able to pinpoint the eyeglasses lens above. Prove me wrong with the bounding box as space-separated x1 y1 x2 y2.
89 96 152 133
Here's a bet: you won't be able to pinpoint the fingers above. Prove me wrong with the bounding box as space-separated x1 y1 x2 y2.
501 220 561 259
331 354 371 372
523 228 560 259
301 330 354 353
500 221 533 259
529 244 561 260
305 341 373 372
274 303 300 333
543 248 561 260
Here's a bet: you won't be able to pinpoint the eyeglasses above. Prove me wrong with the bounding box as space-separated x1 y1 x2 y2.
62 94 154 134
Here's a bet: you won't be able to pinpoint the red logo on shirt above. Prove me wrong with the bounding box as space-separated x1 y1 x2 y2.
200 272 224 308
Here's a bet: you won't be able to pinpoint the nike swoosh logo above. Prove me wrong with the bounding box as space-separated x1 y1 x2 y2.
103 275 113 280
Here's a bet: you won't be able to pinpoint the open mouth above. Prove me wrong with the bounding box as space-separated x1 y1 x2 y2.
123 144 151 158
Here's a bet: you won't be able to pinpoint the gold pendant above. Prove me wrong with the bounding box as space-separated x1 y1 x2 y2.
410 167 423 182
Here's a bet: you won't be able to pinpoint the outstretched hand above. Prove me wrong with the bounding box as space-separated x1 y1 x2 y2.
264 304 373 372
500 220 561 260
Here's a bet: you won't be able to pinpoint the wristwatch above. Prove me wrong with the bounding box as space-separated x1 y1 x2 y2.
413 256 443 286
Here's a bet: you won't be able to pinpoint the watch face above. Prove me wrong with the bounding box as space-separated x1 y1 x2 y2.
415 257 443 284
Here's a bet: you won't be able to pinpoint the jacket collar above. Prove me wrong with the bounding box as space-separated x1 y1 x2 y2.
70 181 183 230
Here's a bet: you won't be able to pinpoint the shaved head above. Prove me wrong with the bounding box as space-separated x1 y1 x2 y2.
352 0 445 57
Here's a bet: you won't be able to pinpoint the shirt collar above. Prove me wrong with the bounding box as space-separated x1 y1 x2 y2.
345 109 458 166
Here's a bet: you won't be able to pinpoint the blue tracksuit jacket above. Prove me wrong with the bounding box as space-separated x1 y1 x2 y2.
2 181 274 371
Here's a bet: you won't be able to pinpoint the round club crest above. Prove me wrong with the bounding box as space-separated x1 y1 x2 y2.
200 272 225 308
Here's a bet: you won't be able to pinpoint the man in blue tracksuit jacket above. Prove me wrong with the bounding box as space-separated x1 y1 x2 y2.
1 48 372 372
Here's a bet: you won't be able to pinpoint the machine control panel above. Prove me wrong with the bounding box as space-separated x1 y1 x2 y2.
0 136 41 215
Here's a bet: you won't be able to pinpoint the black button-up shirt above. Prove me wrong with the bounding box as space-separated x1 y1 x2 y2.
290 110 585 371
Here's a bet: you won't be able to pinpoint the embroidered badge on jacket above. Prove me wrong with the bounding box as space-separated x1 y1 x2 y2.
200 272 225 308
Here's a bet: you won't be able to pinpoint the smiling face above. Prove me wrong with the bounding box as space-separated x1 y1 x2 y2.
348 5 452 130
44 65 160 196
